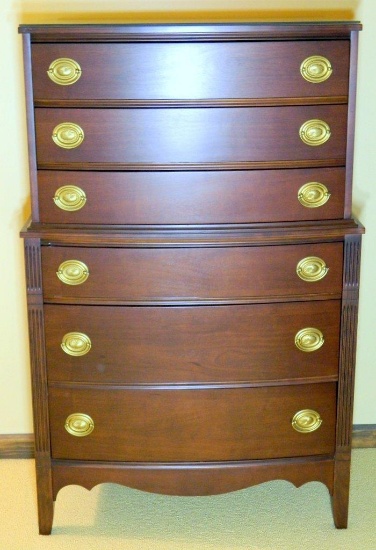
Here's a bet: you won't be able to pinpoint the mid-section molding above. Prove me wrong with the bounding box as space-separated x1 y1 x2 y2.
21 218 364 247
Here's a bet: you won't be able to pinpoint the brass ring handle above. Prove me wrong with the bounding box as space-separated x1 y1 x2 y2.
52 122 84 149
65 413 94 437
54 185 87 212
299 119 331 146
298 182 331 208
295 327 324 352
61 332 92 356
300 55 332 83
47 58 82 86
56 260 89 285
296 256 329 282
292 409 322 433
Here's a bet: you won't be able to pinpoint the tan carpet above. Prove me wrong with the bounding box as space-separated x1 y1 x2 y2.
0 450 375 549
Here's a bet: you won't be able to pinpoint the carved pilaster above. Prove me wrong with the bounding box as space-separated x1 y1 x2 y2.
25 239 43 294
24 238 54 534
332 233 362 528
24 239 49 450
336 234 362 451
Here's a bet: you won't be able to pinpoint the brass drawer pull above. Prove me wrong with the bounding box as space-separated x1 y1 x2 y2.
298 182 331 208
54 185 87 212
61 332 92 357
65 413 94 437
292 409 322 433
299 119 331 146
47 58 82 86
295 327 324 352
296 256 329 282
56 259 89 285
52 122 84 149
300 55 332 83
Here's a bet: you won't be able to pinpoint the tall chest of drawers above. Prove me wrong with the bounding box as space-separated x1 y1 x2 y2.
19 22 364 534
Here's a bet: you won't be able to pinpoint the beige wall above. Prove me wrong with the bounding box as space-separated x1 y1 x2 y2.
0 0 375 434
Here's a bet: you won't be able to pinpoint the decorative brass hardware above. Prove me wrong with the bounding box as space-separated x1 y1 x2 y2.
298 182 331 208
296 256 329 282
295 327 324 352
47 58 82 86
52 122 84 149
299 119 331 146
65 413 94 437
300 55 332 83
61 332 92 356
292 409 322 433
56 259 89 285
54 185 87 212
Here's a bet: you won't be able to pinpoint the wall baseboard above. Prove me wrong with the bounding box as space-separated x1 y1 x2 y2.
1 426 375 458
0 434 34 458
352 425 376 448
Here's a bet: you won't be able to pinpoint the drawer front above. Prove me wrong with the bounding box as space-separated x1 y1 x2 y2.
38 168 346 225
49 383 337 461
31 41 349 100
45 301 341 384
35 106 347 165
41 243 343 301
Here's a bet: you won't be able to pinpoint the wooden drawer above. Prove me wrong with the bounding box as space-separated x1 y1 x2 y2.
48 383 337 461
41 243 343 302
31 41 349 101
34 105 347 166
38 167 346 225
45 301 341 384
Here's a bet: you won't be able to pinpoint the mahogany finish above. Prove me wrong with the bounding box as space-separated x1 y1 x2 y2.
44 301 341 384
52 456 335 499
48 384 337 461
37 168 347 225
41 243 344 301
31 41 350 101
19 22 363 533
35 105 348 165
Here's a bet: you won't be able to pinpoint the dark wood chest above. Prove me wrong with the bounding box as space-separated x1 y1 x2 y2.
19 21 363 534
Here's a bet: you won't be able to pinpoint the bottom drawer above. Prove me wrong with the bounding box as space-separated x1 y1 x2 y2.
49 383 336 462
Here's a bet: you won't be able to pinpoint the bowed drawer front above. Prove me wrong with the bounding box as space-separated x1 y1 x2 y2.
41 243 343 301
38 168 346 225
19 22 363 534
35 106 347 165
31 40 349 100
44 301 341 384
49 384 337 462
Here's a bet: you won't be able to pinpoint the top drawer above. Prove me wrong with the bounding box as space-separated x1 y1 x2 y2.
31 41 350 101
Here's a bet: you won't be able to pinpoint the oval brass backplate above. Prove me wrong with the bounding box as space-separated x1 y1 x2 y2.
61 332 92 357
300 55 332 83
296 256 329 282
52 122 84 149
65 413 94 437
295 327 324 352
292 409 322 433
298 182 331 208
47 58 82 86
299 119 331 146
56 260 89 285
54 185 87 212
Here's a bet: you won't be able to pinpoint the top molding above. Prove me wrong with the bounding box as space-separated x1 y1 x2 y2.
18 22 362 43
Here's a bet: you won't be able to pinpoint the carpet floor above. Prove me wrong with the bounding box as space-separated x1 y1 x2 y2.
0 450 375 549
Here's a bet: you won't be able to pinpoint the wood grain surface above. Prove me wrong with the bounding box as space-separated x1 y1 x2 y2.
48 383 337 461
